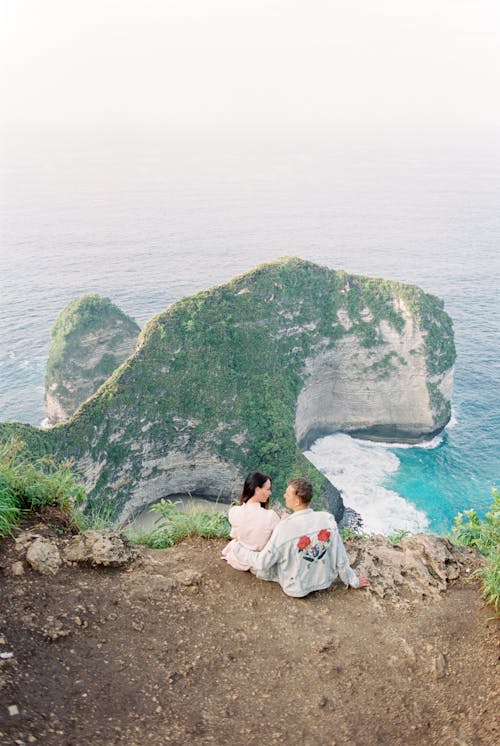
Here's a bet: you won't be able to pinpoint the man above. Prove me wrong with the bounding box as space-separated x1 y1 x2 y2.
233 477 370 598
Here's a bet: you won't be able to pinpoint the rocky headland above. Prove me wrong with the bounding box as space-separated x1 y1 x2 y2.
0 257 455 526
45 295 140 425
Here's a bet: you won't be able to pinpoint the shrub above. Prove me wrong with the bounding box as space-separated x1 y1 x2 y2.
127 498 230 548
452 488 499 613
71 502 116 532
387 528 410 545
0 435 87 536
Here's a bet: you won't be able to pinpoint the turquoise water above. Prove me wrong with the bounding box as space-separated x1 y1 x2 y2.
388 275 499 534
0 132 498 533
306 272 499 534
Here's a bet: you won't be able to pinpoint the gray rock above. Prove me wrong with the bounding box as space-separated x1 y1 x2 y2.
175 569 203 586
63 530 138 566
347 534 474 605
296 301 453 448
26 538 62 575
10 561 24 576
14 531 42 552
432 652 448 679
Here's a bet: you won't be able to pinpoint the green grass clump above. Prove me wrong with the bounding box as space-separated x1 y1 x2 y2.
127 499 230 548
71 501 116 532
452 488 500 613
0 492 21 537
340 527 370 541
0 435 87 536
387 528 411 545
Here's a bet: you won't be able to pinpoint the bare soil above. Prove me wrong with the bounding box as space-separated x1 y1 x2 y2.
0 520 498 746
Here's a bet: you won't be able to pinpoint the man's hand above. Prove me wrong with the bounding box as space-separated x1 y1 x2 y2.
357 576 370 589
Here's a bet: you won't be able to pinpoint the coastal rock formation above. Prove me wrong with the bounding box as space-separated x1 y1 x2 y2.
1 258 455 524
296 297 454 447
45 295 140 424
345 533 472 606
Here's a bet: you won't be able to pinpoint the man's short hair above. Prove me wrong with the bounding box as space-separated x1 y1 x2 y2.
288 478 313 505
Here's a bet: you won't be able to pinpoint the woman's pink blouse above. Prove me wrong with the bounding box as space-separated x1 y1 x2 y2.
221 503 280 571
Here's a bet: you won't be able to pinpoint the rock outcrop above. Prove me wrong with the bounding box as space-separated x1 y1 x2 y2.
296 297 454 447
1 258 455 525
26 536 62 575
14 529 138 573
45 295 140 424
63 530 139 566
345 533 474 606
10 525 480 606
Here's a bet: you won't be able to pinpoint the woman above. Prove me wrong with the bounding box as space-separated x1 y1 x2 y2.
221 471 280 571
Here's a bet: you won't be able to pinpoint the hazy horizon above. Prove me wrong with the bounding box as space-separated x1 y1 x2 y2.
2 0 500 147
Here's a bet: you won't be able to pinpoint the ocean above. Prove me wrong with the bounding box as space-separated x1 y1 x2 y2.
1 130 498 534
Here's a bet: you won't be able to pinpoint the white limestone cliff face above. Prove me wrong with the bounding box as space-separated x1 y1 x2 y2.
295 300 454 447
114 447 241 525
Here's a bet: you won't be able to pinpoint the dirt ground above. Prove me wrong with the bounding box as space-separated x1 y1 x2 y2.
0 521 498 746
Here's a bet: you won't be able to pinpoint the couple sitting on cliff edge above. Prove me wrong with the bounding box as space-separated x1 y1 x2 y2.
221 472 370 598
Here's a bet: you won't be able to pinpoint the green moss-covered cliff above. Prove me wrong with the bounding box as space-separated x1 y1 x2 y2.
0 258 455 524
45 295 140 425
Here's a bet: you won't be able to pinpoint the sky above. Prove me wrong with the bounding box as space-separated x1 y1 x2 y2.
1 0 500 145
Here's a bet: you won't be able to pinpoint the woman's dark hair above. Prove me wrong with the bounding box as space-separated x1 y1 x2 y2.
240 471 272 509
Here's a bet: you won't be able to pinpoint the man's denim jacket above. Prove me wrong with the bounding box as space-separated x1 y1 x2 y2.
233 508 359 597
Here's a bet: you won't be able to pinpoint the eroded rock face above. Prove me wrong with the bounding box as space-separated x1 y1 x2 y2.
63 530 138 566
15 529 137 571
296 300 453 447
116 449 242 524
26 537 62 575
346 534 476 606
45 295 140 425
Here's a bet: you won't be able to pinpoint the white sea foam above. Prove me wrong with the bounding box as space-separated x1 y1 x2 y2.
304 433 429 535
411 433 443 450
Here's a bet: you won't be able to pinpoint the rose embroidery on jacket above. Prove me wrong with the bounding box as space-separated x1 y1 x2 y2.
297 529 331 562
297 535 311 550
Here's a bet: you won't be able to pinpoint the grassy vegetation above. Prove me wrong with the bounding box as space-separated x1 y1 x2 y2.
451 488 500 614
126 499 230 548
340 527 370 541
71 501 116 532
0 435 87 537
387 528 411 544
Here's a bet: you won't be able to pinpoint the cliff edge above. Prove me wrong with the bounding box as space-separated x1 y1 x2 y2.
0 526 497 745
